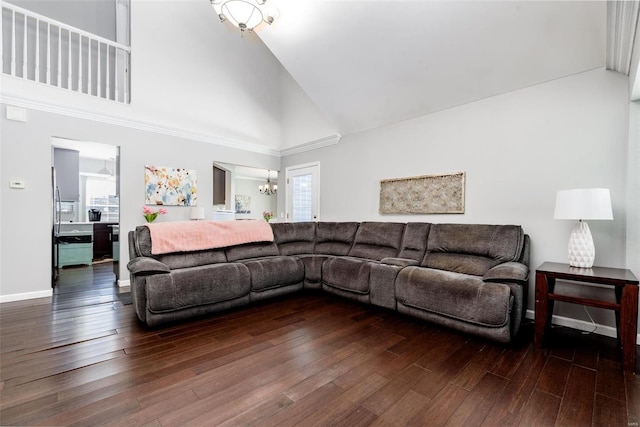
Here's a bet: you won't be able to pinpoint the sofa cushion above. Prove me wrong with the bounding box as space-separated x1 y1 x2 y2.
272 222 316 255
348 222 405 260
132 225 155 257
146 263 250 313
132 225 227 269
396 266 512 328
322 256 372 294
423 224 524 275
315 222 359 255
154 250 228 270
225 241 279 262
127 257 170 275
483 261 529 283
295 254 329 285
242 256 305 292
398 222 431 261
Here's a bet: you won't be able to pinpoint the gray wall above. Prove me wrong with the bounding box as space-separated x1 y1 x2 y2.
0 106 279 297
281 68 633 330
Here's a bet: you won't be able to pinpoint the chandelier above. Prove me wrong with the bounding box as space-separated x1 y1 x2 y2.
210 0 277 33
259 170 277 195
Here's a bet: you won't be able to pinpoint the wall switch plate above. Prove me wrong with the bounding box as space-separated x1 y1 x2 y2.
9 179 25 189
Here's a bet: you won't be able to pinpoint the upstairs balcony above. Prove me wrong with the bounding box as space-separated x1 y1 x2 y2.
2 1 130 104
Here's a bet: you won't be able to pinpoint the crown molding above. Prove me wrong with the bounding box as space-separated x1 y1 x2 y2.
606 1 640 75
280 133 342 157
0 93 281 157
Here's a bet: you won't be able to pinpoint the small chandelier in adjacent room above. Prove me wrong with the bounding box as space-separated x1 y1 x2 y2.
259 170 277 195
210 0 277 33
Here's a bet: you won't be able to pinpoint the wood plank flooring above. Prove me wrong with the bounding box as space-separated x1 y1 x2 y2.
1 262 638 426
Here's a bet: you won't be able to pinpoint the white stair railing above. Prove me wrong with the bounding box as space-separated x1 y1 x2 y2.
1 2 130 103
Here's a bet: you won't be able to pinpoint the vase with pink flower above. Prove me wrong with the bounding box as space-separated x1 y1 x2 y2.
263 211 275 222
143 206 167 223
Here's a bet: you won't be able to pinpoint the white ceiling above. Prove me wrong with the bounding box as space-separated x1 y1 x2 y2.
258 0 608 136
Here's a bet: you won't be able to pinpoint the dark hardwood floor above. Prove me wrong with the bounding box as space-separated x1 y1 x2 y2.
1 262 638 426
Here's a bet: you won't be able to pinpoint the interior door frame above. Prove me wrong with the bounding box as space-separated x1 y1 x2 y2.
285 161 320 222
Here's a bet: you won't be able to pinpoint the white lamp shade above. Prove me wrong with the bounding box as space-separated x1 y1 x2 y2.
190 207 206 220
553 188 613 220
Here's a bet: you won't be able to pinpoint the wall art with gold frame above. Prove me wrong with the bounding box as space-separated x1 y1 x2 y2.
379 171 465 214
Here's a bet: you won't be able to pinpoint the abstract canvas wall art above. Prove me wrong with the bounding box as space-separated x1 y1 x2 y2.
235 195 251 214
145 165 197 206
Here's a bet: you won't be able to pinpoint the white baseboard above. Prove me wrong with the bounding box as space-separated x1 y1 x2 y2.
117 279 130 288
0 289 53 303
525 309 640 345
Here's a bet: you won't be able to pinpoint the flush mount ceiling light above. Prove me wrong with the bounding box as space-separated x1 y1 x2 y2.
211 0 277 33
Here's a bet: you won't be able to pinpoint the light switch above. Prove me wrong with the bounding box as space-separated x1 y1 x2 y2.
9 179 25 189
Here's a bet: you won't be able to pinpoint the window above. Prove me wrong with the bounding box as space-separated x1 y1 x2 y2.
286 162 319 222
86 177 119 222
292 174 313 222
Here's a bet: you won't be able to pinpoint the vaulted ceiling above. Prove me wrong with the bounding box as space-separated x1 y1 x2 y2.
256 1 613 136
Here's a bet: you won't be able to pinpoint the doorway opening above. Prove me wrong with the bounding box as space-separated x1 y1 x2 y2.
51 138 121 303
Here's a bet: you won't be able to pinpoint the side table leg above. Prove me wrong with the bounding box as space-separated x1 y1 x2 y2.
535 273 553 348
614 286 622 352
620 284 638 373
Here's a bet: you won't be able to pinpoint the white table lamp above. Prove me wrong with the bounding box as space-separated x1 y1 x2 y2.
190 207 206 221
554 188 613 268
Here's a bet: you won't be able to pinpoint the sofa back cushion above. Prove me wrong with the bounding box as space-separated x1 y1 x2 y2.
271 222 316 255
132 225 227 269
315 222 359 255
225 241 280 262
348 222 405 260
397 222 431 262
423 224 524 276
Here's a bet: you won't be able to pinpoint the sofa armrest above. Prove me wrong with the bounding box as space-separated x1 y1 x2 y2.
483 262 529 284
381 257 420 267
127 257 170 276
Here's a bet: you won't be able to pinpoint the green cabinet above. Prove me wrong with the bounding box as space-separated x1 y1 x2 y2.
56 243 93 268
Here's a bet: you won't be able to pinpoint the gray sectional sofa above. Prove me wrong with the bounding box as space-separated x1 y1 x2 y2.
127 221 530 343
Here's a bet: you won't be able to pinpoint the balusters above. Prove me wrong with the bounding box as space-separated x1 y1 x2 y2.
124 52 129 104
46 22 50 84
11 10 16 75
77 34 81 92
115 47 119 102
97 42 101 98
106 45 110 100
2 2 130 103
67 29 71 89
22 13 26 77
57 26 61 87
88 39 92 95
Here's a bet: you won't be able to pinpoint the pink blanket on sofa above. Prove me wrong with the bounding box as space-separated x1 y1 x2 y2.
145 220 274 255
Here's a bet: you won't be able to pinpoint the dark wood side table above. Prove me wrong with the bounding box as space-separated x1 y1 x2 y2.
534 262 639 372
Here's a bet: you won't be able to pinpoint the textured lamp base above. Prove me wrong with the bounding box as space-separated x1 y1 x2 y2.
567 220 595 268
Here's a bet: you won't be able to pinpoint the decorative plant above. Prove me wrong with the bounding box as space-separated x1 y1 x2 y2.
143 206 167 223
263 211 275 222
